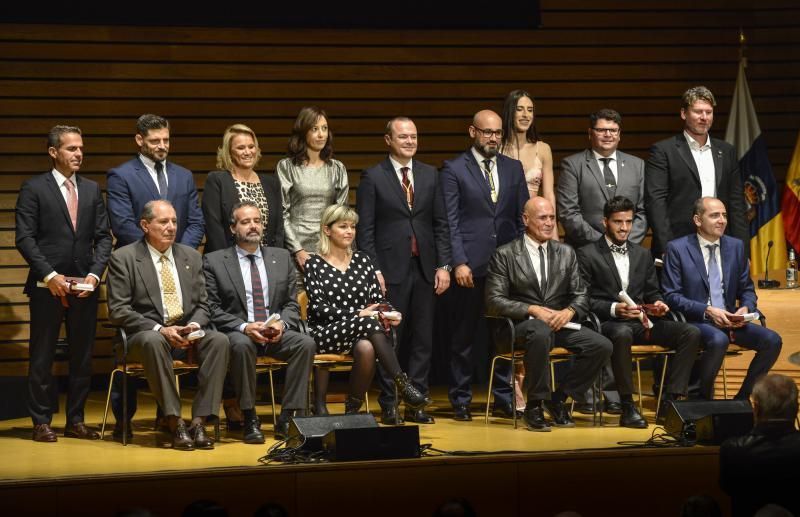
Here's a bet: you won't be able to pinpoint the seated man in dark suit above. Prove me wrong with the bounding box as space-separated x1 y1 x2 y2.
720 373 800 517
107 200 229 450
485 197 612 431
662 197 781 400
577 196 700 427
204 201 315 442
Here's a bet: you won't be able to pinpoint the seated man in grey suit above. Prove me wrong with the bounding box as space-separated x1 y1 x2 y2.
107 199 229 450
204 201 315 443
485 197 612 431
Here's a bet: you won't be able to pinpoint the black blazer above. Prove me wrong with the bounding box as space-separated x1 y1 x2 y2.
203 245 301 333
356 158 451 284
645 134 748 256
201 170 284 253
15 172 112 294
485 237 588 321
576 238 663 321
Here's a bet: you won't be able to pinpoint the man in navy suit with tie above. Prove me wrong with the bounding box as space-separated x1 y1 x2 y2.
15 125 112 442
439 110 529 421
106 114 205 434
662 197 781 400
357 117 452 425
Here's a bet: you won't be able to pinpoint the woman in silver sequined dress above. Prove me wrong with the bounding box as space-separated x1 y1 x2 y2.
276 107 349 274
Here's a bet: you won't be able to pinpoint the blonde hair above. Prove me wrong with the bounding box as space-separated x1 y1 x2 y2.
681 86 717 111
215 124 262 171
318 204 359 255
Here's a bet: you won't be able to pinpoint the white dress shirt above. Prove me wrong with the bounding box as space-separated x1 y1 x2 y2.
471 148 500 197
592 150 619 183
697 234 724 281
139 153 168 194
235 245 269 332
524 234 548 290
389 156 414 189
606 237 630 317
146 242 191 330
684 131 716 198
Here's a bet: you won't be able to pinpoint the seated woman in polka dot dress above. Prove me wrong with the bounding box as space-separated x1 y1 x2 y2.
305 204 431 415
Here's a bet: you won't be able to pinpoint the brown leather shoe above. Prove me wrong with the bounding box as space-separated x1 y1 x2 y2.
32 423 58 442
188 423 214 450
64 422 100 440
172 421 194 451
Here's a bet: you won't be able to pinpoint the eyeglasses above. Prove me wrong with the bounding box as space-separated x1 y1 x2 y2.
591 127 620 135
472 126 504 138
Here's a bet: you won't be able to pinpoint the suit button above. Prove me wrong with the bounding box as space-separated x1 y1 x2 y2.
491 234 496 238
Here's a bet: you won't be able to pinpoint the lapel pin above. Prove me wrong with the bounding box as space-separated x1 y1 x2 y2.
185 265 190 270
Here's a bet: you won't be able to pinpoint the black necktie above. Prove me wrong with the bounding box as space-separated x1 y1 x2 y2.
247 254 268 321
155 161 167 198
600 158 616 197
482 159 497 203
538 246 547 294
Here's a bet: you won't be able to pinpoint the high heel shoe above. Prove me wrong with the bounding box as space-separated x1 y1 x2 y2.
394 372 431 409
344 396 364 415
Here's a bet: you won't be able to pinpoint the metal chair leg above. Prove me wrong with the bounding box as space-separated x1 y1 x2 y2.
636 359 643 413
268 369 277 426
722 354 729 399
101 369 122 439
655 356 669 420
484 355 500 424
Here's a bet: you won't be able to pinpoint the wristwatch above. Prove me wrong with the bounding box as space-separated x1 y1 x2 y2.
437 265 453 272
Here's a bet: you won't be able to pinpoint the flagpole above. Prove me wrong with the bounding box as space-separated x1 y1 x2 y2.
739 27 747 68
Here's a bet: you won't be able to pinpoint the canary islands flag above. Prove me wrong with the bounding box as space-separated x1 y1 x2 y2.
781 133 800 252
725 58 786 276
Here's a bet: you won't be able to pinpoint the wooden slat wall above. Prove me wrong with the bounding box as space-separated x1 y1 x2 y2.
0 0 798 376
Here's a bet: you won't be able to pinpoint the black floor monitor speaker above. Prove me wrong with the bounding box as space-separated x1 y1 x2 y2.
287 414 378 451
664 400 753 444
323 425 421 461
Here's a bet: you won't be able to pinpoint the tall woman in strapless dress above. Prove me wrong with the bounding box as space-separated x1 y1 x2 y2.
500 89 555 209
500 89 556 411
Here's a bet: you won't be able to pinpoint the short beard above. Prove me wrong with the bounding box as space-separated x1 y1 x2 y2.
235 233 262 245
473 142 498 158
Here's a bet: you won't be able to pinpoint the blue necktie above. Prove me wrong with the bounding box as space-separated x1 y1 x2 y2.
706 244 725 309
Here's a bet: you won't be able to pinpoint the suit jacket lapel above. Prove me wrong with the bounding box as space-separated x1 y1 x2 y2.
719 237 735 305
173 245 194 315
585 150 610 201
223 248 248 311
75 175 93 234
135 241 165 320
135 157 162 199
514 238 544 296
166 163 179 203
381 159 409 211
597 239 623 293
263 246 279 310
675 136 702 188
44 173 75 233
687 234 710 291
411 163 429 214
465 152 494 210
711 140 724 192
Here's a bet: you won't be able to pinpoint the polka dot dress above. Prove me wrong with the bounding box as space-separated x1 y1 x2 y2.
305 251 389 354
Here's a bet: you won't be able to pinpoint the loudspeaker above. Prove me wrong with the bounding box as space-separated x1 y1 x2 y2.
664 400 753 444
287 414 378 451
323 425 421 461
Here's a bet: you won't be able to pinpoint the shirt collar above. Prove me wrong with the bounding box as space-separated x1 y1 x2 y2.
604 236 627 252
697 234 720 249
471 147 497 169
389 156 412 173
146 241 174 262
139 153 166 170
592 150 617 162
524 234 548 252
683 131 711 151
236 245 263 260
51 168 76 187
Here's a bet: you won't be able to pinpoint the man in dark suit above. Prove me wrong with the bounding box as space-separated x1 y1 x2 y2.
485 197 612 431
439 109 529 421
107 114 205 425
107 200 229 450
645 86 748 257
204 201 315 442
558 109 646 248
720 374 800 517
356 116 451 425
15 125 112 442
577 196 700 427
662 197 781 400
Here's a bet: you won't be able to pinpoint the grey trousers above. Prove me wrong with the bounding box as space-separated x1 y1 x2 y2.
129 329 229 418
228 329 315 411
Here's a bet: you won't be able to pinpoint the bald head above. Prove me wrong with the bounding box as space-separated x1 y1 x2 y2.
469 110 503 158
523 197 556 243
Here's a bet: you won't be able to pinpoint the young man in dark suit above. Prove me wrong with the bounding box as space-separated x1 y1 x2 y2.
662 197 781 400
439 110 529 421
203 202 315 442
15 125 112 442
576 196 700 426
356 117 451 424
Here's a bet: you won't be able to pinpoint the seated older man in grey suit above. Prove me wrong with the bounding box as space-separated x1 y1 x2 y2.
203 201 314 443
107 199 229 450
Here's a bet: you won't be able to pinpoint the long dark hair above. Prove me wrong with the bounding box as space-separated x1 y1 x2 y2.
500 89 540 153
287 106 334 166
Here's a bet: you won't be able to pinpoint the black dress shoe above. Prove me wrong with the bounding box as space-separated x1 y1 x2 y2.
491 403 522 419
64 422 100 440
604 401 623 415
452 405 472 421
572 402 595 415
274 412 292 441
405 407 435 424
32 423 58 442
523 406 551 432
189 423 214 449
542 400 575 427
172 421 194 451
394 373 431 409
243 416 265 444
656 400 672 425
112 422 134 442
619 402 648 429
381 405 404 425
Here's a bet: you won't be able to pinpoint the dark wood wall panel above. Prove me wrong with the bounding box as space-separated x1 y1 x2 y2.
0 0 798 376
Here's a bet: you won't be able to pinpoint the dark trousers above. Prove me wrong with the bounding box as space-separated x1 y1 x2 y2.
28 289 98 426
601 318 700 397
507 319 612 401
445 277 510 407
376 257 434 408
228 329 314 411
691 322 781 399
